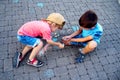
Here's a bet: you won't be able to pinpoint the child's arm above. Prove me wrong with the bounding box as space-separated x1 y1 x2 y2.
62 29 82 40
70 36 93 42
47 40 64 48
69 29 82 38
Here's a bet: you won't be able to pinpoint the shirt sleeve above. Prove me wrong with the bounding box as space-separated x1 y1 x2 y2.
92 31 103 43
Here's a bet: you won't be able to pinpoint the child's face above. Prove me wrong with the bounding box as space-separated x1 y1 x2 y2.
51 23 61 32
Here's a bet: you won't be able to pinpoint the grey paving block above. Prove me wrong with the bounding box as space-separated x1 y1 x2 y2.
39 69 55 80
107 72 119 80
90 55 100 64
1 0 120 80
96 49 108 57
106 47 117 54
0 59 3 72
67 56 76 64
51 77 60 80
87 68 98 79
76 63 87 76
84 61 94 69
93 63 103 72
54 66 68 76
29 72 40 80
23 65 38 74
80 75 90 80
0 51 8 59
68 68 80 80
56 57 69 67
97 71 108 80
106 55 118 64
13 66 25 75
103 64 118 74
0 27 4 32
0 71 14 80
60 74 70 80
99 56 109 65
14 74 25 80
47 59 57 68
67 64 76 70
4 58 13 72
114 70 120 80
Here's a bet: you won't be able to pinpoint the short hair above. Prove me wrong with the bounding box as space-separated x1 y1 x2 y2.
79 10 98 28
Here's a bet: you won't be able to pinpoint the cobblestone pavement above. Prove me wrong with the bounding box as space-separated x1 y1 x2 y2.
0 0 120 80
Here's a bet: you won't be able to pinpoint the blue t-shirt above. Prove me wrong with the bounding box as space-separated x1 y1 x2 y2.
81 23 103 44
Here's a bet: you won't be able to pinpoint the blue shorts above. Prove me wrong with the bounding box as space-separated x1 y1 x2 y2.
17 35 41 47
70 34 87 47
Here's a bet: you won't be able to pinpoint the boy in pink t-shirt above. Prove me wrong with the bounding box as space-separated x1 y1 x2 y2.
15 13 65 68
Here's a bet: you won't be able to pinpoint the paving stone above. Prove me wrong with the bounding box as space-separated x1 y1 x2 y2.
4 58 13 72
114 70 120 80
67 56 76 64
47 59 57 68
97 71 108 80
84 61 94 69
106 55 118 64
87 68 98 79
51 77 60 80
1 0 120 80
0 51 8 59
0 59 4 72
99 56 109 65
107 73 119 80
96 49 108 57
68 68 80 80
0 71 14 80
106 47 117 55
90 55 100 64
56 57 69 67
14 74 26 80
29 72 40 80
54 66 68 76
67 64 76 70
80 75 90 80
60 74 70 80
93 63 103 72
23 65 38 74
103 64 118 74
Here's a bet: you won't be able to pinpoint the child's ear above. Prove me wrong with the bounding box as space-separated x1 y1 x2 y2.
51 23 56 27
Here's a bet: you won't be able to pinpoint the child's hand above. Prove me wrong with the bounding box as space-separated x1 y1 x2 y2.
62 36 71 45
62 36 71 41
58 43 64 49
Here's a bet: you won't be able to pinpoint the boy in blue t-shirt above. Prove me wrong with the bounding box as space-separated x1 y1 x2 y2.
62 10 103 63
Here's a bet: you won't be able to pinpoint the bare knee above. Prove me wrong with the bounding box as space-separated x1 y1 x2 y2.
88 41 97 50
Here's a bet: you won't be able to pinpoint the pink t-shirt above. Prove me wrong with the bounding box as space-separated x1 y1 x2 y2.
18 21 52 40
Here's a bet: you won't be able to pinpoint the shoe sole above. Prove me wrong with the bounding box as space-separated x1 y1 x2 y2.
13 52 20 68
26 62 44 68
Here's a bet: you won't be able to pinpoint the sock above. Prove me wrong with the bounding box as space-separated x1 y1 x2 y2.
78 48 85 54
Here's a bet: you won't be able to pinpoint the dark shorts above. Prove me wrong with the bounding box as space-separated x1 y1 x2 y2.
70 34 87 47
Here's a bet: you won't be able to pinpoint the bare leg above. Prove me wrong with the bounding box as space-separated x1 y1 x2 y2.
43 44 50 52
21 46 32 57
29 41 43 60
82 41 97 54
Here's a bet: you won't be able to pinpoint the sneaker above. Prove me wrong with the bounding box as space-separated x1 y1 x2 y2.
75 49 85 63
75 53 85 63
27 58 44 67
13 52 22 68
